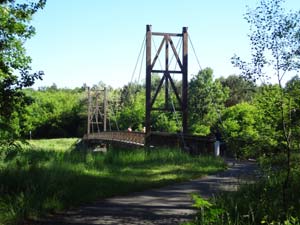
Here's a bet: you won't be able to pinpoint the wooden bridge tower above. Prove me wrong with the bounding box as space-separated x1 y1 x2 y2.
145 25 188 146
87 87 107 138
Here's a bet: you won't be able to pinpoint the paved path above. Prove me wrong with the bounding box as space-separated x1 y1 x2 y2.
37 160 258 225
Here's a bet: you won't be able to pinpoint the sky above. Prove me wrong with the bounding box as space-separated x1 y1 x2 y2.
25 0 300 89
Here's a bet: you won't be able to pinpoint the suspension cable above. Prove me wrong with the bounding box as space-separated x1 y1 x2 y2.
137 39 146 84
130 34 146 84
188 34 202 71
188 35 227 143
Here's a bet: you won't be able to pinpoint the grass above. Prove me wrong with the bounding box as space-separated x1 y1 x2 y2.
0 138 226 225
185 155 300 225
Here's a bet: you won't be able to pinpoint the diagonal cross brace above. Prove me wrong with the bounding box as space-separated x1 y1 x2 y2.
151 36 183 71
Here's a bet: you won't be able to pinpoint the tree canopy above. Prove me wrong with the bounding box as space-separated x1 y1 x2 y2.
218 75 256 107
231 0 300 213
0 0 46 142
189 68 229 135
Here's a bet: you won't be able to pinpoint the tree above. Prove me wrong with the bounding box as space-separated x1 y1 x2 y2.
232 0 300 84
0 0 46 143
117 90 145 131
231 0 300 213
188 68 229 135
218 75 256 107
221 102 262 158
21 88 86 138
285 76 300 151
120 82 143 107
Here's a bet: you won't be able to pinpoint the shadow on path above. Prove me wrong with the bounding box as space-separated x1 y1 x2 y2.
36 159 258 225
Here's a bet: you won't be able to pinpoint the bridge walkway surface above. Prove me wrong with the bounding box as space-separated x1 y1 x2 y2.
36 160 258 225
83 131 145 146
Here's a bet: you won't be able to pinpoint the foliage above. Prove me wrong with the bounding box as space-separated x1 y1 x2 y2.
218 75 257 107
120 82 143 107
231 0 300 158
117 88 145 131
232 0 300 83
189 68 229 135
152 111 179 132
285 76 300 151
231 0 300 213
252 85 289 155
220 102 262 158
0 138 226 224
187 194 224 224
20 88 86 138
0 0 46 143
219 78 300 159
15 78 184 137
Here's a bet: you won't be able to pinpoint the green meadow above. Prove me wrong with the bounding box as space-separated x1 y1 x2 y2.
0 138 225 225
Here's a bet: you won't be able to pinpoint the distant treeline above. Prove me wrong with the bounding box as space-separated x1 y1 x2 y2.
11 69 300 158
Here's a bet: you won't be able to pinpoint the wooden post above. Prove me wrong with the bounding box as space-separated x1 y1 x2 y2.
103 87 107 132
182 27 188 134
145 24 152 146
165 35 169 110
87 87 91 137
95 91 100 133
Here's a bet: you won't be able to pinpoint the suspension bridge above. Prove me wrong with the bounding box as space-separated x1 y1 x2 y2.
82 25 218 154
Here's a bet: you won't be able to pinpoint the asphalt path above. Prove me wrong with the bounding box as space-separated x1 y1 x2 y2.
36 159 258 225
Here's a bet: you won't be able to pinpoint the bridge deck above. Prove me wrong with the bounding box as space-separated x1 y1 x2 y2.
83 131 216 155
83 131 145 146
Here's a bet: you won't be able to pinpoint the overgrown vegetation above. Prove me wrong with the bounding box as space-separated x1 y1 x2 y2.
0 138 225 224
186 0 300 224
0 0 46 144
185 155 300 225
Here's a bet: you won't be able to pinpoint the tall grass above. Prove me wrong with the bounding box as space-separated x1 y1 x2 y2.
0 138 225 225
186 155 300 225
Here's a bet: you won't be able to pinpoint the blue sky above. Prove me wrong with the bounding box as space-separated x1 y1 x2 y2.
25 0 300 89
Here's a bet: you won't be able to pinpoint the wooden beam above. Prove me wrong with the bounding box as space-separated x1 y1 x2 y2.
168 37 183 70
151 69 182 74
152 32 182 37
145 25 152 145
87 87 91 136
151 37 165 68
165 35 169 110
150 75 165 108
103 87 107 132
182 27 188 134
165 72 182 106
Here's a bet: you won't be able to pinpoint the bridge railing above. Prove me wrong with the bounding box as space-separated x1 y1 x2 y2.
83 131 216 155
84 131 145 145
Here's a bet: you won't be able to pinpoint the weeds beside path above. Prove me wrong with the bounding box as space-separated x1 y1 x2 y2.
37 159 258 225
0 138 225 225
